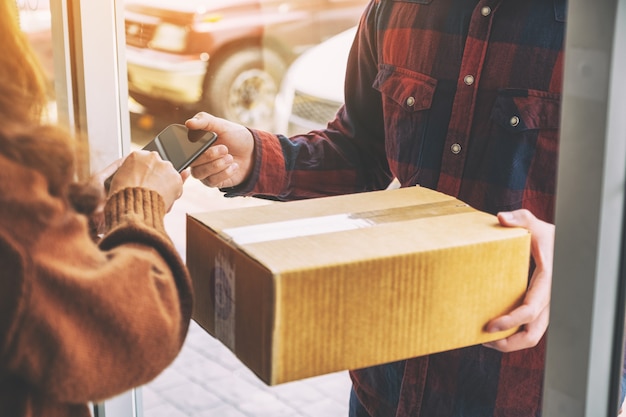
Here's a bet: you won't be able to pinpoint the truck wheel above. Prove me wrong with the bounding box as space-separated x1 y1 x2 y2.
202 46 287 130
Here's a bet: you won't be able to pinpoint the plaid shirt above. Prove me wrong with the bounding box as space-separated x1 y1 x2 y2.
233 0 566 415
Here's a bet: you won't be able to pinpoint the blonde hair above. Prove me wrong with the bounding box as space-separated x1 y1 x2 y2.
0 1 100 215
0 0 50 125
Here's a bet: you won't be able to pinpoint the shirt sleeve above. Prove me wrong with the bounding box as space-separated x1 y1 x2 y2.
0 174 192 404
222 2 393 201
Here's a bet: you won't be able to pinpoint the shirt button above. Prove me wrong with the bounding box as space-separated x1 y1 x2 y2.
481 6 492 16
406 96 415 107
510 116 520 127
464 75 475 86
451 143 462 154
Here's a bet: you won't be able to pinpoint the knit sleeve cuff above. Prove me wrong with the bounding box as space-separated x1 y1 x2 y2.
104 188 166 233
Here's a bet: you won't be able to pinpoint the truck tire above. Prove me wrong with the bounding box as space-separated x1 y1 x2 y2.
202 46 287 130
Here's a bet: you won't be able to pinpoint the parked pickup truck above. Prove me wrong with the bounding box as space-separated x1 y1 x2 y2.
124 0 367 130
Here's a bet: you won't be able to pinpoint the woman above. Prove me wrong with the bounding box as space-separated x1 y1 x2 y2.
0 2 193 416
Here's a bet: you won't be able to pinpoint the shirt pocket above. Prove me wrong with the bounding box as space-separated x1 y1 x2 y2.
486 88 561 216
491 89 560 133
373 64 437 112
373 65 437 183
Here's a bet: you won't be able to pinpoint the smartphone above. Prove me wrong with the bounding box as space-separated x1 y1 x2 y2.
105 124 217 190
143 124 218 172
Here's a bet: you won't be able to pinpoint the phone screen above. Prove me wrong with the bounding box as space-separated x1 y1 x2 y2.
144 124 218 172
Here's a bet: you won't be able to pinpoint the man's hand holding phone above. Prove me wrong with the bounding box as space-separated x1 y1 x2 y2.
185 112 255 189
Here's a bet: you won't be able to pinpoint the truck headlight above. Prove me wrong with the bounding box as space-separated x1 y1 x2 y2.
149 23 188 52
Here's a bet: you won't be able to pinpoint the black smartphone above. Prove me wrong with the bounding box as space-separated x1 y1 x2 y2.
143 123 218 172
105 124 217 190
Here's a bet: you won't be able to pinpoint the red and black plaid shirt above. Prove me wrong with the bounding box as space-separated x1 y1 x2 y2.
232 0 566 415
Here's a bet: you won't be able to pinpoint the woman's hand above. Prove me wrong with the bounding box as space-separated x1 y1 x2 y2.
483 209 555 352
108 150 188 212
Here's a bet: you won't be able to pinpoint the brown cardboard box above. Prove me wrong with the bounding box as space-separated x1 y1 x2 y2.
186 186 530 385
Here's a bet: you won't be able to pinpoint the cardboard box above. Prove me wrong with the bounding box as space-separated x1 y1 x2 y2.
186 186 530 385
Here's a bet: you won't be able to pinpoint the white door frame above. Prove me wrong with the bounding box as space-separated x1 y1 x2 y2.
544 0 626 415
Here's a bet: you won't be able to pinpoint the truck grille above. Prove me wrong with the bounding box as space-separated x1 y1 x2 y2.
125 21 155 48
290 91 342 126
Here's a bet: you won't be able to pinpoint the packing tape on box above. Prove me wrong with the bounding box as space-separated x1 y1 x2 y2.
223 200 473 245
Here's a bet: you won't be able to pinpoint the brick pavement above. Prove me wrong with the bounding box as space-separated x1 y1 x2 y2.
141 322 351 417
141 177 352 417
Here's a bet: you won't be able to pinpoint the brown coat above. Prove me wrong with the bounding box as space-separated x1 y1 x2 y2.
0 153 193 417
